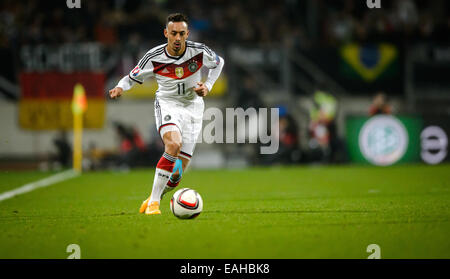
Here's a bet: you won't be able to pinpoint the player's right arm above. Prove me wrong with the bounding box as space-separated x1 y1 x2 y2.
109 48 159 99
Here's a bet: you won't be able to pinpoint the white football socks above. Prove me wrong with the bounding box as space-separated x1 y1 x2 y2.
149 168 172 204
149 152 177 205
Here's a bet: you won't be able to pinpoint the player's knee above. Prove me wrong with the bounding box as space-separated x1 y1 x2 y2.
165 140 181 156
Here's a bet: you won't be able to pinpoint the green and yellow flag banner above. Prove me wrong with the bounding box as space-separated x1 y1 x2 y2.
340 43 398 83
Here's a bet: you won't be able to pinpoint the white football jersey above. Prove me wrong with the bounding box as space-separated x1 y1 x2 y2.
126 40 221 103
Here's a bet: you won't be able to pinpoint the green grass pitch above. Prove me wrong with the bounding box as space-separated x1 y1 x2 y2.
0 164 449 259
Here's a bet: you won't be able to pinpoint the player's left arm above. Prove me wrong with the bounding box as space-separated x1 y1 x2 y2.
194 46 225 97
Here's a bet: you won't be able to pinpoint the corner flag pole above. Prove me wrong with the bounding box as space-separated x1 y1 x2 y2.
72 83 87 173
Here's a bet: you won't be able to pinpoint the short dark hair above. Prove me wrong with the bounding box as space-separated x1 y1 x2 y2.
166 13 189 26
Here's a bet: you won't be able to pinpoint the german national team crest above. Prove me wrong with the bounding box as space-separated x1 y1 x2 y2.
152 53 203 79
175 67 184 78
188 61 198 73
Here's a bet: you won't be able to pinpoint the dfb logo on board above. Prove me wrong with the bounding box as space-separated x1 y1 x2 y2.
359 115 408 166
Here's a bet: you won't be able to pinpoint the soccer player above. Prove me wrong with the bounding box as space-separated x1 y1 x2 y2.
109 13 224 215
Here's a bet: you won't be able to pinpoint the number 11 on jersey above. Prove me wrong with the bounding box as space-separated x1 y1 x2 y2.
177 83 185 95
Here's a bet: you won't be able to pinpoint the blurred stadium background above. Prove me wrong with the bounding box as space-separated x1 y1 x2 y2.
0 0 449 170
0 0 450 260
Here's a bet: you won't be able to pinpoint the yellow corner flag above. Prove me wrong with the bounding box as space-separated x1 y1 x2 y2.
72 83 87 173
72 83 88 114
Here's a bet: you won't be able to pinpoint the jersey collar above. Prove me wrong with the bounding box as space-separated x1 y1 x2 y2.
164 44 187 60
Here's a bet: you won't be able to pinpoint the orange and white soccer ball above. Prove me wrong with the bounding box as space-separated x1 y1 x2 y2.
170 188 203 219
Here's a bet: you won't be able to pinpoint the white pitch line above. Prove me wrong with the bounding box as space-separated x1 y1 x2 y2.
0 169 80 202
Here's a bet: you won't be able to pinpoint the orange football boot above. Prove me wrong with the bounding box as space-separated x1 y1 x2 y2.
145 201 161 215
139 197 150 214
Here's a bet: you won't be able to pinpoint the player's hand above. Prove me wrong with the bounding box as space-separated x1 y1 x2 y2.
109 87 123 99
194 82 209 97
